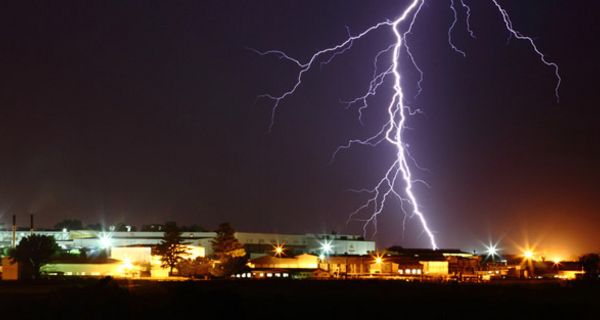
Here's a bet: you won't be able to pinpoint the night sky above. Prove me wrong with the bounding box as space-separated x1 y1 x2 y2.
1 1 598 256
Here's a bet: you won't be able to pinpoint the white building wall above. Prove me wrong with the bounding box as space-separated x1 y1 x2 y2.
0 230 375 256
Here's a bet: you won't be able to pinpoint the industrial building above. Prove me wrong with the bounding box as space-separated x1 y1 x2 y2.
0 229 375 257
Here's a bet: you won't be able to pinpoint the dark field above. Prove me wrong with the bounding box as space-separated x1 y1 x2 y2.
0 279 597 319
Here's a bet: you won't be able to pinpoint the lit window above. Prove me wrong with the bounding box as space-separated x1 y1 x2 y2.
267 273 273 277
399 270 403 274
412 269 417 274
416 270 421 275
405 269 410 274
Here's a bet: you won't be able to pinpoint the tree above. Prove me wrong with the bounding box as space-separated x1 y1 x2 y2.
180 224 206 232
177 257 212 279
156 222 186 276
211 223 248 277
579 253 600 279
54 219 83 230
113 223 136 232
85 223 104 231
10 234 59 279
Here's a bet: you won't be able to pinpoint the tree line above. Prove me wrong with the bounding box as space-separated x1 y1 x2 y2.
53 219 207 232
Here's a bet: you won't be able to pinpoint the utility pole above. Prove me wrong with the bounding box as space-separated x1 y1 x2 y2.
11 214 16 248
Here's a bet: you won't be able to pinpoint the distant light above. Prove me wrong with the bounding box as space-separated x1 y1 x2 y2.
485 244 498 257
523 250 534 260
320 240 333 255
62 228 68 233
122 258 133 271
99 233 112 249
373 252 384 265
552 257 562 264
273 244 285 257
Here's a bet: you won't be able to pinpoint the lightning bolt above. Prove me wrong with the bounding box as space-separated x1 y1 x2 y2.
491 0 562 103
252 0 560 250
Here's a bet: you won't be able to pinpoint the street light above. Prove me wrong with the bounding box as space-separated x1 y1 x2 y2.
273 244 285 257
99 232 112 249
485 244 498 258
99 232 113 257
319 240 333 256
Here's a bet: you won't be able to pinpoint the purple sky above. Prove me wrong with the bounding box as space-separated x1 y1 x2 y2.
0 1 598 256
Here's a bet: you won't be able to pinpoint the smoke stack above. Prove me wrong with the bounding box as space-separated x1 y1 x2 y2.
30 214 34 233
12 214 16 248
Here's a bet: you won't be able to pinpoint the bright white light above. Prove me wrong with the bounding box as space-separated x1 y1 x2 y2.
99 233 112 249
485 243 499 258
320 240 333 255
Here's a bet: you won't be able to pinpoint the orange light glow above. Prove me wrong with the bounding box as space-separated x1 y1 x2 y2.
373 252 384 264
273 244 285 257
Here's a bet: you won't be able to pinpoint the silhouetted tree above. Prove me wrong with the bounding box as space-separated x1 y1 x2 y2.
85 223 104 231
10 234 59 279
177 257 212 278
156 222 186 276
579 253 600 279
141 224 164 231
79 247 89 259
211 223 248 277
113 223 136 232
180 224 206 232
54 219 83 230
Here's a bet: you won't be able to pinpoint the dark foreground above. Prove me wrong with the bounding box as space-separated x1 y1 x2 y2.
0 279 597 319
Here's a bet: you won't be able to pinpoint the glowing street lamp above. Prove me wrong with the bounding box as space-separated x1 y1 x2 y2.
273 244 285 257
523 250 534 260
99 232 113 257
99 232 112 249
319 240 333 256
485 244 499 259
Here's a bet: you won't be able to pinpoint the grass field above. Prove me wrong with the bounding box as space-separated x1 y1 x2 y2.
0 278 597 319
